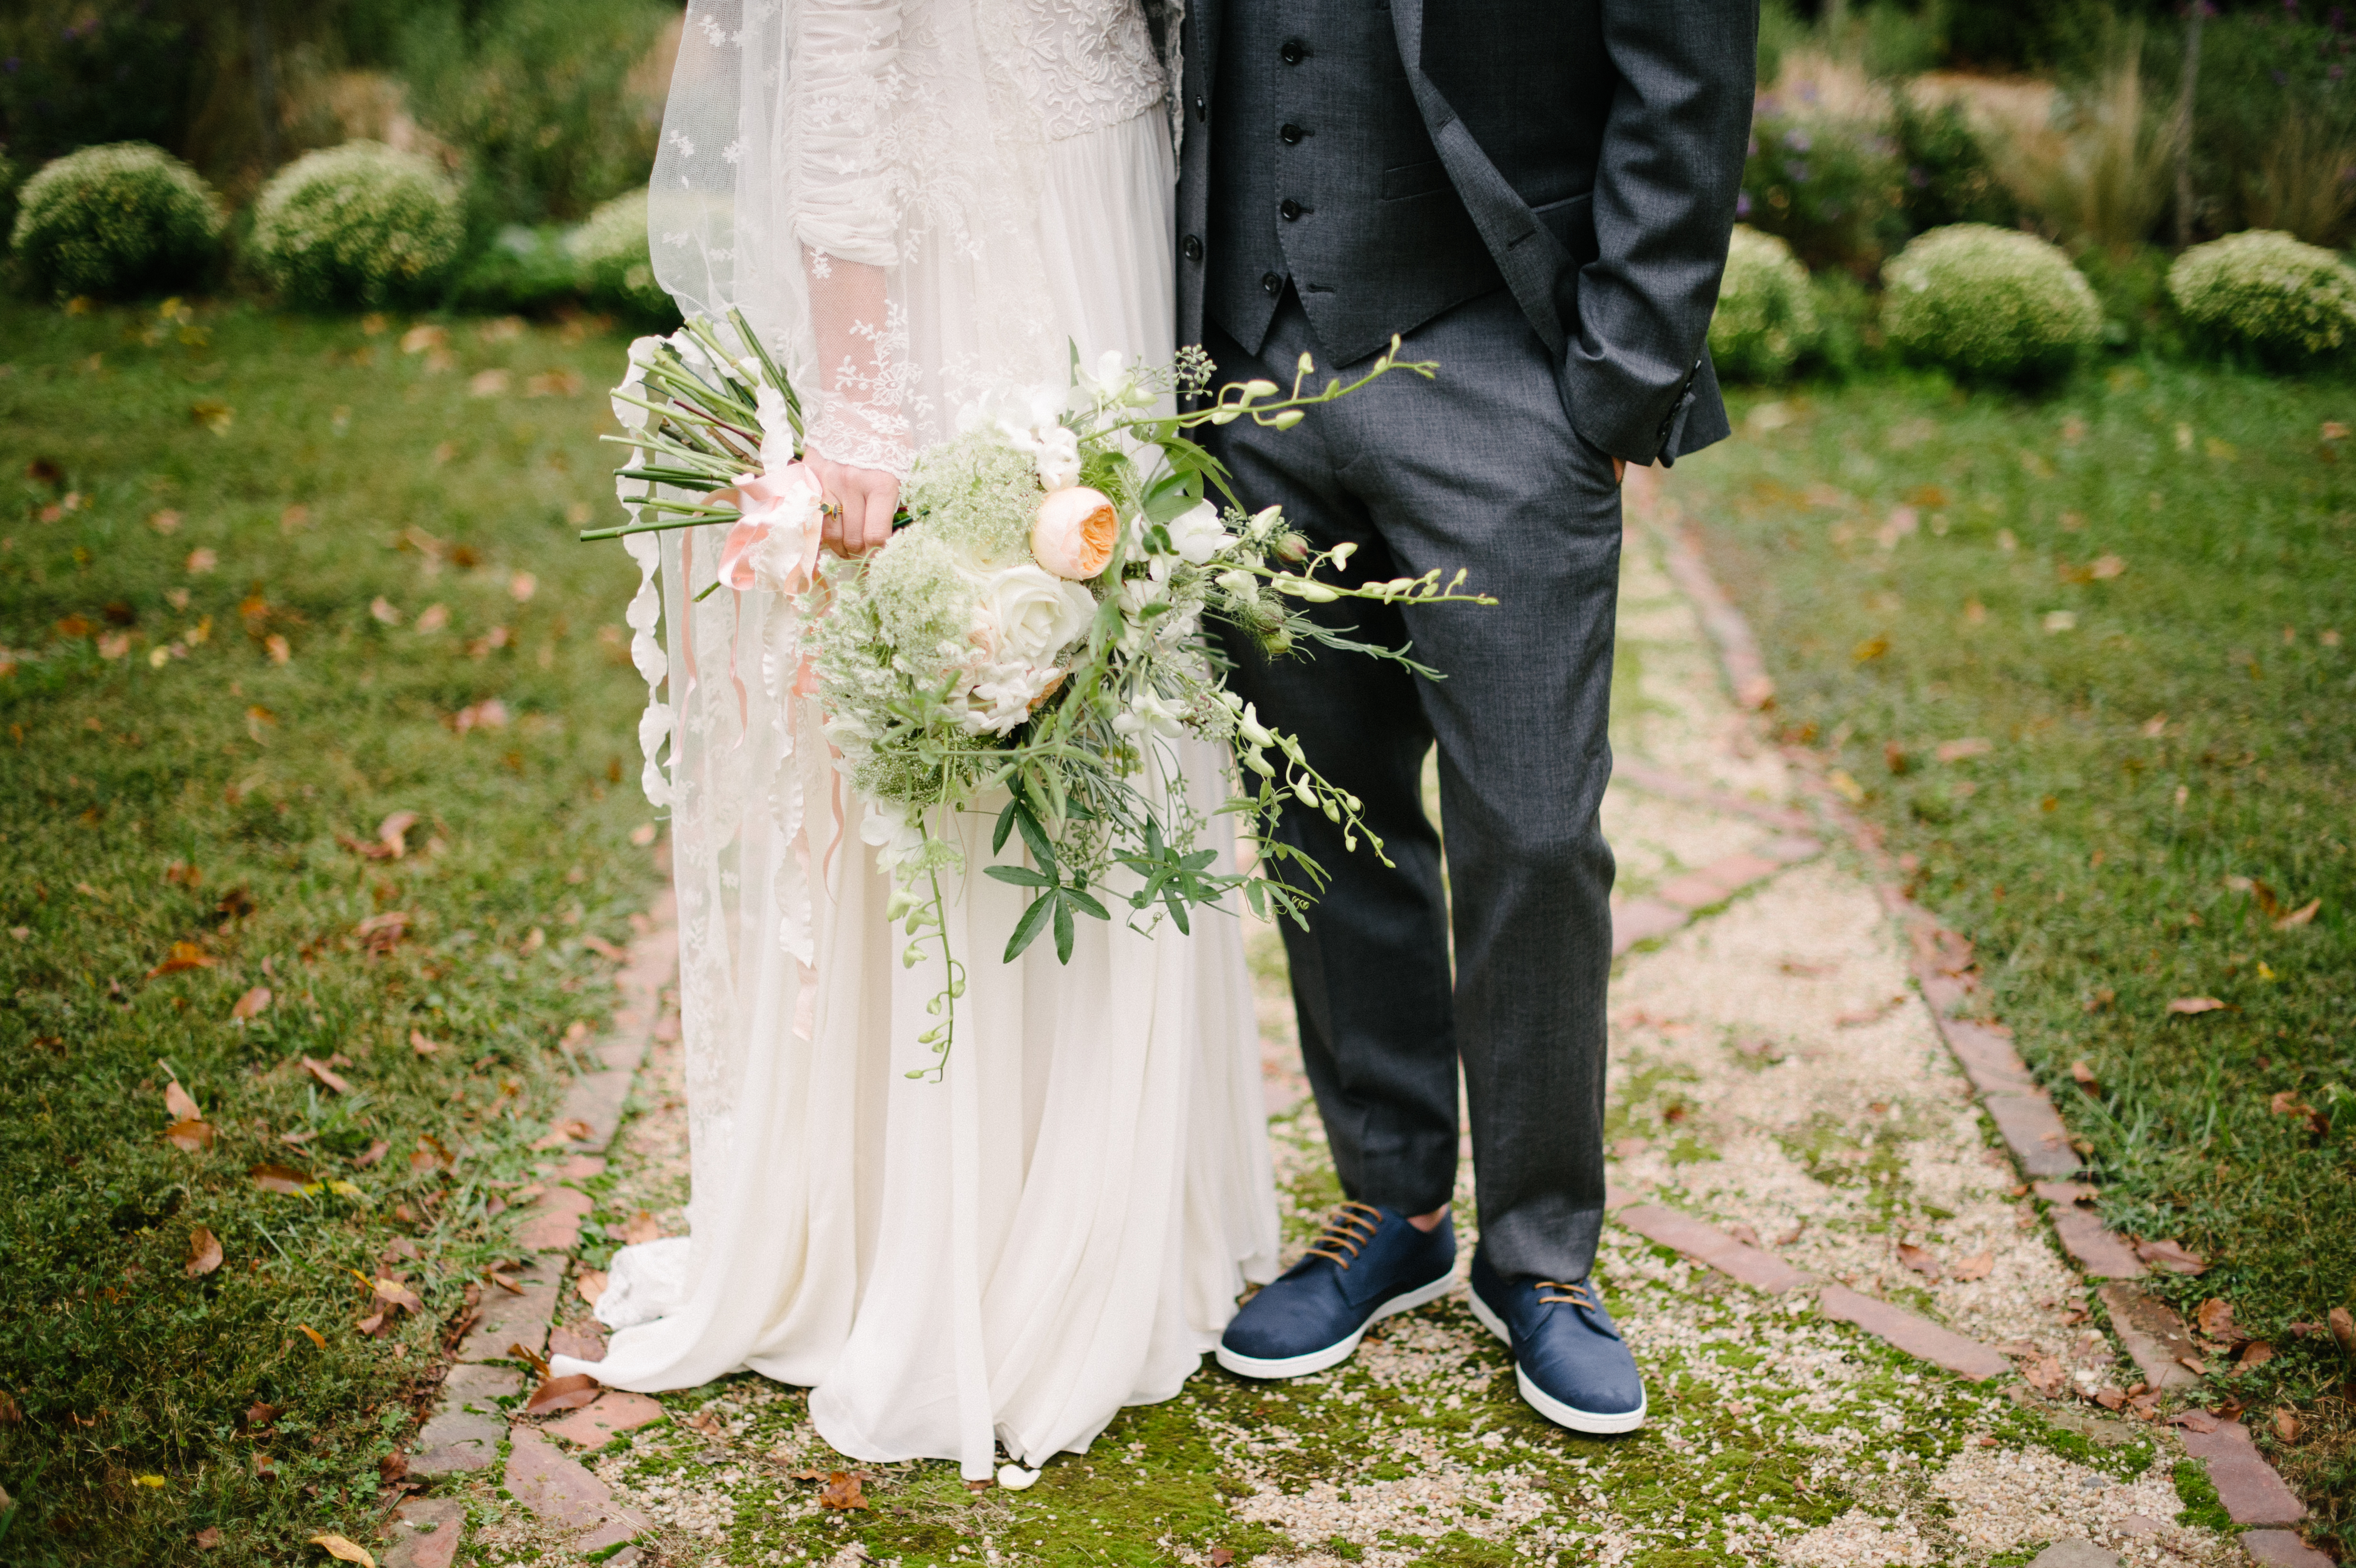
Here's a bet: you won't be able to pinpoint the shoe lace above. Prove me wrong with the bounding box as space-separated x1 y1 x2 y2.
1302 1201 1386 1271
1537 1279 1600 1310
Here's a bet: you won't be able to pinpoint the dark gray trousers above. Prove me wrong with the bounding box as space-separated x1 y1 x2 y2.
1203 285 1619 1285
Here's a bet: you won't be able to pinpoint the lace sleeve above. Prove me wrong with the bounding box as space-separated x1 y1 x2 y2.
794 0 916 478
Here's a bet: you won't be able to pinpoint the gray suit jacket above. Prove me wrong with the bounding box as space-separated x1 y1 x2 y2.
1173 0 1758 465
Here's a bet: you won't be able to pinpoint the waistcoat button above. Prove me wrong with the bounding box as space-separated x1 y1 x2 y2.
1279 199 1302 221
1280 38 1307 64
1194 94 1207 122
1182 234 1204 262
1261 272 1284 297
1279 122 1304 145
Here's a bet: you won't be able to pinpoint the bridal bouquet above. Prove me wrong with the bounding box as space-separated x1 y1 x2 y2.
588 311 1490 1078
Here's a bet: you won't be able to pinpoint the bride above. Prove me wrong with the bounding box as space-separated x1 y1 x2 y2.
546 0 1282 1482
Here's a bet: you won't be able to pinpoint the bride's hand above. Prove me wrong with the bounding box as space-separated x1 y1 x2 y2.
804 450 899 556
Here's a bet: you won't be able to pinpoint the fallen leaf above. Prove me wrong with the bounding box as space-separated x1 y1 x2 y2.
1897 1243 1942 1281
164 1118 215 1152
487 1272 525 1296
148 942 217 978
2092 1387 2127 1410
2196 1298 2243 1343
376 811 419 858
524 1373 600 1416
2275 1408 2302 1442
355 1311 387 1338
163 1081 202 1121
2136 1238 2208 1274
301 1057 352 1094
409 1029 443 1056
195 1526 222 1549
818 1471 870 1510
2024 1355 2066 1396
2069 1060 2100 1095
380 1450 408 1484
245 1402 281 1430
1951 1252 1995 1282
1725 1222 1763 1249
185 1227 223 1277
2274 898 2321 930
2171 1409 2220 1433
580 934 626 961
250 1164 318 1197
352 1140 390 1168
230 986 273 1021
2333 1307 2356 1359
2237 1340 2275 1370
1211 1551 1236 1568
353 912 410 953
1826 768 1865 804
2168 997 2226 1015
370 1277 425 1314
2090 554 2127 580
622 1211 663 1245
1934 737 1993 763
296 1324 327 1350
307 1534 376 1567
530 1119 594 1150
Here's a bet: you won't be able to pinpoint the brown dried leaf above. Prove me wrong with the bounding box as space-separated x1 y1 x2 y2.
148 942 217 978
2170 1408 2220 1433
1934 737 1993 763
184 1227 223 1277
1210 1551 1236 1568
2196 1298 2242 1343
164 1118 215 1152
409 1029 444 1057
2069 1060 2100 1094
2330 1306 2355 1359
296 1324 327 1350
2273 897 2321 931
164 1080 202 1121
2136 1238 2208 1275
2275 1408 2302 1442
244 1402 281 1430
375 810 419 858
194 1526 222 1549
818 1471 870 1510
352 1140 390 1169
229 986 273 1021
353 911 410 952
1951 1252 1995 1282
2237 1340 2275 1370
524 1373 600 1416
371 1277 424 1314
622 1211 663 1246
1896 1243 1942 1281
2023 1355 2067 1396
307 1533 376 1567
2167 996 2226 1016
300 1057 352 1095
249 1164 317 1196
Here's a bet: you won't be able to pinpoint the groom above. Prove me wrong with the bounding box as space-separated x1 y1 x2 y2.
1181 0 1756 1429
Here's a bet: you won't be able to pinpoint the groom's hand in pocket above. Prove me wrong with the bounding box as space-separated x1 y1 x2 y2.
1613 457 1626 485
807 452 900 556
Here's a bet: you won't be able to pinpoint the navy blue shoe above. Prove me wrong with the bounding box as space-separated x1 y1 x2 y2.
1216 1202 1456 1378
1468 1247 1647 1434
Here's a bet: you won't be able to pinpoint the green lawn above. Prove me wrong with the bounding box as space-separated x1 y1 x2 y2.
1667 359 2356 1545
0 298 658 1565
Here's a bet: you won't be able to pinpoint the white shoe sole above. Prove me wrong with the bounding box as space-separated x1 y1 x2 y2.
1466 1288 1647 1434
1214 1270 1459 1380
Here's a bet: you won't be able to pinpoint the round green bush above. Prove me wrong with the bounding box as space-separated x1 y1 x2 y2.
250 142 465 307
2167 229 2356 366
9 142 224 300
1880 223 2101 381
567 189 674 322
1710 225 1819 383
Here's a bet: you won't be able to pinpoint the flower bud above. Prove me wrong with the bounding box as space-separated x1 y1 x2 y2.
1274 532 1310 564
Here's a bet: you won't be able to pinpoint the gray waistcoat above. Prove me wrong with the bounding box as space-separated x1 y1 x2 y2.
1203 0 1502 363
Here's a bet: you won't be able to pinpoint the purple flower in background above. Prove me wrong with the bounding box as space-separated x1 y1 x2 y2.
1909 165 1931 188
2 56 18 74
1787 161 1811 185
1784 129 1813 153
1737 191 1753 218
1748 134 1760 158
2334 4 2348 28
2335 63 2347 78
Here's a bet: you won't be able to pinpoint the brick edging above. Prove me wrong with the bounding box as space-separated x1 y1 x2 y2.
1622 469 2324 1563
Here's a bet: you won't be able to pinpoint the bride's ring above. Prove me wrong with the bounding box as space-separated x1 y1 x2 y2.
820 498 844 523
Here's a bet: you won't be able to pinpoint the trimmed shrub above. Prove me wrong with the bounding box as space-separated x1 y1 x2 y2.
567 189 676 324
2167 229 2356 367
1880 224 2101 382
1710 226 1819 383
454 223 585 316
250 142 466 308
8 142 223 300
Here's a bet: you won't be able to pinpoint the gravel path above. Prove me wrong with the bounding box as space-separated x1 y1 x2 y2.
438 519 2239 1568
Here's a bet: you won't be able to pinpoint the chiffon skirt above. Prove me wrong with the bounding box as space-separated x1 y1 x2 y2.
551 110 1282 1480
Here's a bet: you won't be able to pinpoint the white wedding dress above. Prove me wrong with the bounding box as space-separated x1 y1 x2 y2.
548 0 1280 1481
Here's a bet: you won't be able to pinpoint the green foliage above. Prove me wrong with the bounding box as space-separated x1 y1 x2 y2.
2171 9 2356 243
1891 93 2018 233
249 142 466 309
1805 269 1889 381
384 0 674 229
1710 226 1820 384
452 223 591 317
567 190 679 326
2076 244 2181 356
2168 229 2356 369
1880 223 2101 381
0 5 201 166
0 295 654 1565
7 143 224 302
1741 107 1908 274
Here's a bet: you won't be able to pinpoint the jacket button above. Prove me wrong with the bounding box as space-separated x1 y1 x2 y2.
1181 234 1204 262
1279 199 1302 221
1194 94 1207 122
1261 272 1284 297
1279 122 1304 145
1280 38 1308 64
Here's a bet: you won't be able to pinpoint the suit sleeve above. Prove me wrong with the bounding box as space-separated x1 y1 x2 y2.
1560 0 1756 465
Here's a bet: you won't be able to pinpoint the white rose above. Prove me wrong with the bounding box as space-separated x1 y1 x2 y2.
968 563 1095 667
1166 501 1234 566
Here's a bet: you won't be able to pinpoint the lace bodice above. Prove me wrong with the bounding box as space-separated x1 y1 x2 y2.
1004 0 1168 143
